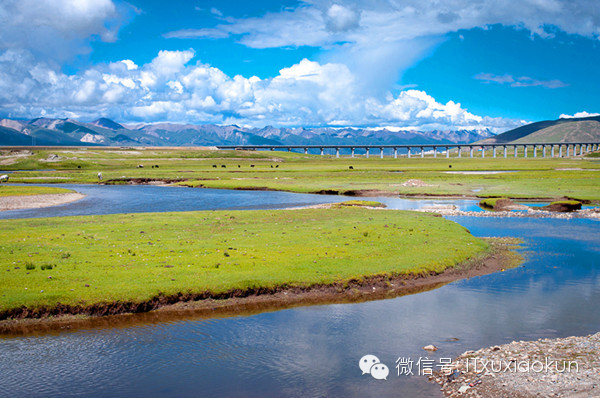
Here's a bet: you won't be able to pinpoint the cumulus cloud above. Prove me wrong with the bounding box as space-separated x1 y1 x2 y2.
0 0 131 64
474 73 568 88
164 0 597 96
174 0 600 46
0 49 521 131
559 111 600 119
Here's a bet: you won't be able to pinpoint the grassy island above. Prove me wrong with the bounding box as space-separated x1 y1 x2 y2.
0 207 491 318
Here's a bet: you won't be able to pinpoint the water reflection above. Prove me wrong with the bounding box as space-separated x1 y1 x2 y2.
0 183 487 219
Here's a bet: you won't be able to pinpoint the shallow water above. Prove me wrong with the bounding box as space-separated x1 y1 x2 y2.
0 188 599 397
0 183 486 219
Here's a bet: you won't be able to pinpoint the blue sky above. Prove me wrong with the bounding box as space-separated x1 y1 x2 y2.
0 0 599 132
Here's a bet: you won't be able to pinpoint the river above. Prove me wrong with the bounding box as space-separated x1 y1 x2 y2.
0 185 598 397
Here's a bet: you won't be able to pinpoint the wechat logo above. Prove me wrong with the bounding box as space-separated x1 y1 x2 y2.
359 354 389 380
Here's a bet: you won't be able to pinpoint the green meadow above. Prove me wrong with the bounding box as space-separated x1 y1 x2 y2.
2 148 599 201
0 185 73 197
0 207 488 314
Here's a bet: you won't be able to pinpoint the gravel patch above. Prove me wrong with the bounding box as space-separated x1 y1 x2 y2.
417 206 600 220
430 332 600 397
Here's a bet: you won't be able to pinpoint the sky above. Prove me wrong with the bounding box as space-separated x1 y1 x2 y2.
0 0 599 132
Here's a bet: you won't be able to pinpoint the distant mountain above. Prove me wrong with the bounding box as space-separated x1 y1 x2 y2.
0 116 497 147
479 115 600 144
91 118 126 130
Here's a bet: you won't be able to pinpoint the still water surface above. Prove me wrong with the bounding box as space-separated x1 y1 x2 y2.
0 183 486 219
0 186 599 397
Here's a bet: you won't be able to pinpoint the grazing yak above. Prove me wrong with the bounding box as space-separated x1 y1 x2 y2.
0 174 8 183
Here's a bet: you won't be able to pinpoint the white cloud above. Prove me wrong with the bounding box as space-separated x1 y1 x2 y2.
0 0 130 64
164 0 598 96
121 60 138 71
0 50 521 132
559 111 600 119
474 73 568 88
325 4 360 32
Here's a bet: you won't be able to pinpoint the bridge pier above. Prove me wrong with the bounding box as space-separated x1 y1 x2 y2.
469 146 473 158
336 147 340 158
393 147 397 159
542 145 546 158
458 146 462 158
580 144 584 156
524 145 528 158
320 147 324 156
420 146 424 158
351 147 355 158
365 148 369 158
407 147 411 158
433 147 437 158
380 147 384 159
503 145 507 158
514 145 518 157
533 145 537 158
481 146 485 158
493 146 496 158
566 145 570 157
446 147 449 158
559 145 563 157
304 147 308 155
551 145 554 157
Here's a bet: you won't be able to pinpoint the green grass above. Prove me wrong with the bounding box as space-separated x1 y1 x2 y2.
0 185 73 196
2 148 600 201
332 200 386 208
548 200 581 206
0 208 488 313
478 198 502 209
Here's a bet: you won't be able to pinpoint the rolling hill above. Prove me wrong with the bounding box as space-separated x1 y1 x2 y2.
479 115 600 144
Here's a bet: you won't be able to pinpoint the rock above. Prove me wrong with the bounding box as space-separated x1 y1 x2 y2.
458 385 470 394
423 344 438 351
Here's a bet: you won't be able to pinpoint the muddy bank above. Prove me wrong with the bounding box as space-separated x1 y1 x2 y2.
0 193 85 211
103 177 186 185
430 332 600 397
0 239 520 335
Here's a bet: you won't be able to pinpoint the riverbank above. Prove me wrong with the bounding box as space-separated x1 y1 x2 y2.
0 192 85 211
429 332 600 397
0 237 520 335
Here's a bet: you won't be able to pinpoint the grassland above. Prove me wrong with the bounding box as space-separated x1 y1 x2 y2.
0 207 490 317
0 185 73 197
1 147 599 202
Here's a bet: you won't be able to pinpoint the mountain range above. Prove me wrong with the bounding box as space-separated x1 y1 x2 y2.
0 115 598 147
0 117 495 147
